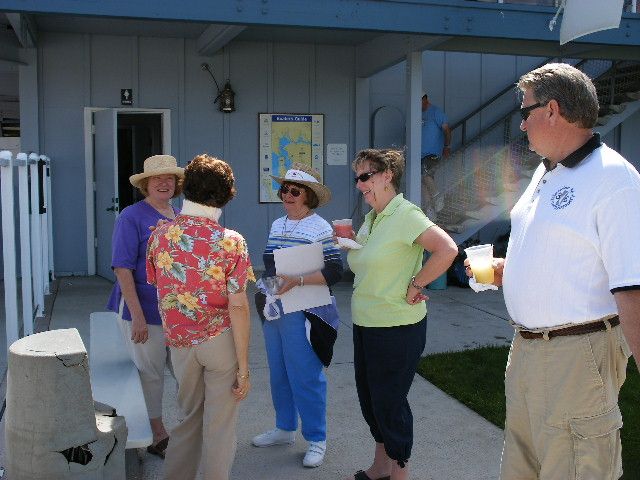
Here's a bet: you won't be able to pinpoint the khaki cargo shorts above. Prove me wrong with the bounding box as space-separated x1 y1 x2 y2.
500 324 631 479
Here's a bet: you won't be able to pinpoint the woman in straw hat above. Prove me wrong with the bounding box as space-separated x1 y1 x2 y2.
251 163 342 468
106 154 184 458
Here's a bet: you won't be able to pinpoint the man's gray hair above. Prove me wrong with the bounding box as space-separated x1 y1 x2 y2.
517 63 599 128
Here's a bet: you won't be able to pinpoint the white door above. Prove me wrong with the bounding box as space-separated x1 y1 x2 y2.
94 109 118 281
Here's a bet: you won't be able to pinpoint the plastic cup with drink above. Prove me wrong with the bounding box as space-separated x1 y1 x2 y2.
332 219 353 239
464 244 495 284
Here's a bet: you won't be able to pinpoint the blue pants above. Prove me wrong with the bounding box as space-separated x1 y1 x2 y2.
262 310 327 441
353 317 427 467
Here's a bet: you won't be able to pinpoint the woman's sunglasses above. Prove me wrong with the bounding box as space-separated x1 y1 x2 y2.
279 184 303 197
354 171 378 185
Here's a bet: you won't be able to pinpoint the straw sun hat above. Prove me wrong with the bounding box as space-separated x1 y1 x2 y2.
129 155 185 188
271 163 332 208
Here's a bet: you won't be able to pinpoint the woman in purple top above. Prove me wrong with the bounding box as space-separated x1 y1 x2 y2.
106 154 184 458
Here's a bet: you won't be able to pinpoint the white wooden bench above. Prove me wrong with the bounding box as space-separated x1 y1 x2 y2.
89 311 153 450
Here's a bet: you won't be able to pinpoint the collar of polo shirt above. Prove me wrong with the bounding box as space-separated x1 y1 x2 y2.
542 133 602 171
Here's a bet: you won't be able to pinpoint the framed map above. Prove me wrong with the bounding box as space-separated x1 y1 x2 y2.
259 113 324 203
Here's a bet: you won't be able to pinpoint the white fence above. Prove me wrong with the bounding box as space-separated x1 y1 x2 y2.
1 150 54 348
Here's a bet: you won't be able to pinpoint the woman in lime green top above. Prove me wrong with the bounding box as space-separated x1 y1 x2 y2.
343 149 457 480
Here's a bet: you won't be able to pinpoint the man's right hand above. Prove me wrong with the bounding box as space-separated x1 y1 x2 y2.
464 257 505 287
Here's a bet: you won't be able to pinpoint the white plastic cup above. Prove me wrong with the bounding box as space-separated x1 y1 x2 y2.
464 244 495 284
332 218 353 238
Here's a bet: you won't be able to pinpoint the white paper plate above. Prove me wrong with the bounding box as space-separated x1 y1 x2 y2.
337 237 363 249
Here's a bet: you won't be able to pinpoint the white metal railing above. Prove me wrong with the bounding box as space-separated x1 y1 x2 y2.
1 150 54 348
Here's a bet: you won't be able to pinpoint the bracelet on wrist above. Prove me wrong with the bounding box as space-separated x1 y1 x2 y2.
411 276 425 290
236 370 250 379
299 275 304 287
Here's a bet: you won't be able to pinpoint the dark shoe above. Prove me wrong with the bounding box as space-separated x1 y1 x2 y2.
147 436 169 459
353 470 391 480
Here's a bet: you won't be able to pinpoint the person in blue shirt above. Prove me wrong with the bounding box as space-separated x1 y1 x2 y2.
420 92 451 219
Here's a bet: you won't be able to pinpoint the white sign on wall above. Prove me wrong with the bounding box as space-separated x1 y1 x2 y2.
326 143 348 165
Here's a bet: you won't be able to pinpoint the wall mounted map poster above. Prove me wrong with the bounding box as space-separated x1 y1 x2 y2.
259 113 324 203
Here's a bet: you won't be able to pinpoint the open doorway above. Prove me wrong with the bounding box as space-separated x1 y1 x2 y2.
117 113 163 210
85 108 171 278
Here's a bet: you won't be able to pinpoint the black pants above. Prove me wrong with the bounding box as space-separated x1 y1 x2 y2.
352 317 427 467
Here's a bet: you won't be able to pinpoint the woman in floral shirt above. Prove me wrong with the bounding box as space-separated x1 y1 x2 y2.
146 154 254 480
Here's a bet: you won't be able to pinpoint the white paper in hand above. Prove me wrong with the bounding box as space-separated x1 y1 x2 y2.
274 242 332 313
336 237 363 249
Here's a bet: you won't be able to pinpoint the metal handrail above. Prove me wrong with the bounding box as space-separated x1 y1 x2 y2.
449 57 550 145
449 58 593 148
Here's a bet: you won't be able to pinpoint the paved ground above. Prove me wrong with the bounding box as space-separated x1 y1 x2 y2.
0 276 514 479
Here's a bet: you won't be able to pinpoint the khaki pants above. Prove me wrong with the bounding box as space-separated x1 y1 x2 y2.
500 324 631 480
117 300 171 418
162 329 239 480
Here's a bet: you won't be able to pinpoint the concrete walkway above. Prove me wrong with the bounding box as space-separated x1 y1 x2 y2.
2 276 514 479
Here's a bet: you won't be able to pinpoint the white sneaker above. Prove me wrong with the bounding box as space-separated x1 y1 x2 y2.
251 428 295 447
302 440 326 468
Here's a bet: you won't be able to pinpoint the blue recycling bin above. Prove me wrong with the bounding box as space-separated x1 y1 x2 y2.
428 271 447 290
423 250 447 290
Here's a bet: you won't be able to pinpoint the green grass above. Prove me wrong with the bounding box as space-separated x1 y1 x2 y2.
417 347 639 478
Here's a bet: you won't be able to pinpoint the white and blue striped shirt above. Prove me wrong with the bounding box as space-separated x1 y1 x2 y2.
263 213 343 285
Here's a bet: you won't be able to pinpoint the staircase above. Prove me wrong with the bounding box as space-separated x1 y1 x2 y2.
433 59 640 245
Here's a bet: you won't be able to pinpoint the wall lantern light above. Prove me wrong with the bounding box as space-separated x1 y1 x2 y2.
201 62 236 113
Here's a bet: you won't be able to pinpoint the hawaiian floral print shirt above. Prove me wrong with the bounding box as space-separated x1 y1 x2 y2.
146 215 255 348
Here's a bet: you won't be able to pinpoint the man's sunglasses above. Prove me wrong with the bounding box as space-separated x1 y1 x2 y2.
520 102 546 121
279 184 303 197
354 171 378 184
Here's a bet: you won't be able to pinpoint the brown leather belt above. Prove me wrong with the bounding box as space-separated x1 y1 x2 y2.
519 316 620 340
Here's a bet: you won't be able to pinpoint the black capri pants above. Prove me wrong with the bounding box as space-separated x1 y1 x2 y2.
352 316 427 468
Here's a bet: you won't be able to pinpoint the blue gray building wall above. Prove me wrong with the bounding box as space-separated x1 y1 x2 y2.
17 32 640 276
37 32 357 274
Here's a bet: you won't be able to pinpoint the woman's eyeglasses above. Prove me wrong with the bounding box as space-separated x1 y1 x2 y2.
520 102 546 121
354 171 378 184
279 184 303 197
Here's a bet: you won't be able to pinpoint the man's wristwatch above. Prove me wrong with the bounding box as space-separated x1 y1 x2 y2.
411 276 425 290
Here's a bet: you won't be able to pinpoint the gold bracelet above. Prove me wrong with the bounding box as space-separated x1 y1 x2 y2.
236 370 250 379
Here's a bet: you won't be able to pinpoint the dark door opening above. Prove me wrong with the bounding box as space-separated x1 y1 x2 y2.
117 113 163 210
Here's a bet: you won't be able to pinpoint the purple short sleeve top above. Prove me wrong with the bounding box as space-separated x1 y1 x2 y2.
106 200 177 325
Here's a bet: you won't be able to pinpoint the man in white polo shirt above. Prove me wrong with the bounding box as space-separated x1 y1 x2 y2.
474 63 640 479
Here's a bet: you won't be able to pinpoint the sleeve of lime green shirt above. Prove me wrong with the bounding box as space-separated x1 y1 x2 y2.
401 202 434 246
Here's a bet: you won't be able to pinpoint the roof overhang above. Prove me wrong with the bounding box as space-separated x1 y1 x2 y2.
1 0 639 48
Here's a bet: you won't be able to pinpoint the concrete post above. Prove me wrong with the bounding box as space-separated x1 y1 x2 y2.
5 328 127 479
